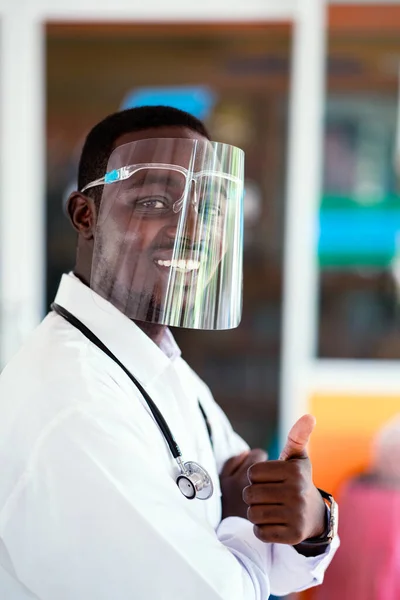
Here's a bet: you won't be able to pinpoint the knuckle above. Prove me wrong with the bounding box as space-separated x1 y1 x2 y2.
237 472 250 490
298 471 309 489
297 491 308 510
253 525 269 542
288 459 304 478
291 517 307 542
248 461 264 481
293 487 306 505
286 472 308 496
291 526 305 545
247 464 256 482
242 485 252 505
247 506 258 523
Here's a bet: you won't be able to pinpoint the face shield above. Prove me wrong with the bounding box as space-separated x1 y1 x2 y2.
85 137 244 330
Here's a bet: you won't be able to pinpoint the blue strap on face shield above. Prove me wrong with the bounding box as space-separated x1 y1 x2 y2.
104 169 121 184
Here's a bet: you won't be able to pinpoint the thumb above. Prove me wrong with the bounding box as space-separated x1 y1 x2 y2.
279 414 316 460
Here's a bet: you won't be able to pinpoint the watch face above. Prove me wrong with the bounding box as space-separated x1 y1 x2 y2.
330 497 339 540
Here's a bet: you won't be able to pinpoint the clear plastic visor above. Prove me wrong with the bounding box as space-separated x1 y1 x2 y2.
89 137 244 330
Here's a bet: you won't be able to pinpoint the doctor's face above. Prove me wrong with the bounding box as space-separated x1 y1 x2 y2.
90 126 226 322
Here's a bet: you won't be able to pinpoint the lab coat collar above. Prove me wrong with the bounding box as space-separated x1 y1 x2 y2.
53 273 180 386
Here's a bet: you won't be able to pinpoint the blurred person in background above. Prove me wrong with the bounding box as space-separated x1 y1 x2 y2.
0 106 338 600
316 415 400 600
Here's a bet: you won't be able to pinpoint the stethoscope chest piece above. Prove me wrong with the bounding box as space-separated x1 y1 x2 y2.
176 461 214 500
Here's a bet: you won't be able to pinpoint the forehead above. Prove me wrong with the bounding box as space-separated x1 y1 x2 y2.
109 126 210 171
114 125 207 148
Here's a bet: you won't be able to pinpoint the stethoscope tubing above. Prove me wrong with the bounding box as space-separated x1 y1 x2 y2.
51 303 182 459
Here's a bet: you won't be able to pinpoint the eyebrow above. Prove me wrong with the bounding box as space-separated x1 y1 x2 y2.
134 170 185 189
198 177 229 201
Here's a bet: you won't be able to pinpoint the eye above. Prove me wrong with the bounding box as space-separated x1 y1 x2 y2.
202 203 221 218
136 197 170 210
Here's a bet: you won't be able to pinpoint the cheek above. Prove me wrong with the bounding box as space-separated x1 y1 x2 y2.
100 210 162 253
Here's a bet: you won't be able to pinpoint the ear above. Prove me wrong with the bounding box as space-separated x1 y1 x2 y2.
66 192 97 240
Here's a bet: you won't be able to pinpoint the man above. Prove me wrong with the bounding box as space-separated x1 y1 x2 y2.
0 106 338 599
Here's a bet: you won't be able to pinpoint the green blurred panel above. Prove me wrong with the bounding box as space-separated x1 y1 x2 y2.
320 252 392 268
321 194 400 210
318 195 400 268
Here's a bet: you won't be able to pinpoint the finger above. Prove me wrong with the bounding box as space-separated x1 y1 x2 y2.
236 448 268 474
253 524 303 546
247 504 288 526
279 414 316 461
247 459 288 484
243 483 287 506
220 450 250 477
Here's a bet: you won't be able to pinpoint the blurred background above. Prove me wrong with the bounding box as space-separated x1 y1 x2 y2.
2 1 400 598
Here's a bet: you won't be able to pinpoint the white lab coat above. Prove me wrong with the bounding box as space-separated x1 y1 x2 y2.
0 274 338 600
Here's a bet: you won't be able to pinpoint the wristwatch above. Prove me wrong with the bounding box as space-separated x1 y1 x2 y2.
300 488 338 546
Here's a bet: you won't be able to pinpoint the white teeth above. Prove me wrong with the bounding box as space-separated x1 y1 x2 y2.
156 259 200 271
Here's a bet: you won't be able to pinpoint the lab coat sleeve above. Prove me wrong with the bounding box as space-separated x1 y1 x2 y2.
0 407 273 600
268 538 340 596
197 385 340 595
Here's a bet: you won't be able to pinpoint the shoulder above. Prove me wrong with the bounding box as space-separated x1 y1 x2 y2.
0 312 133 508
0 311 125 406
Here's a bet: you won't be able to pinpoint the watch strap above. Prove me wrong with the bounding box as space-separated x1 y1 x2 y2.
299 488 337 547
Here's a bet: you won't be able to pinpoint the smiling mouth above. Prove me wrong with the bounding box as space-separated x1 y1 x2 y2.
154 258 201 273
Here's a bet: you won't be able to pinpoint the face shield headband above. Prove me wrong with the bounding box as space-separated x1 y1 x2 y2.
84 137 244 330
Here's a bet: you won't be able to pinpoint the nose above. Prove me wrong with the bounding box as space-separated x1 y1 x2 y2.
172 179 198 215
164 201 199 244
166 180 199 242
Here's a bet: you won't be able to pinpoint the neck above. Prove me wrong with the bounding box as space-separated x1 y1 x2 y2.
73 266 90 288
73 268 167 347
133 320 167 347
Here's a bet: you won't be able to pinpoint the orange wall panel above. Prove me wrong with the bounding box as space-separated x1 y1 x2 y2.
309 393 400 496
299 393 400 600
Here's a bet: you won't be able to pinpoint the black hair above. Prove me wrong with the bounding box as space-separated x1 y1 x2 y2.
77 105 211 204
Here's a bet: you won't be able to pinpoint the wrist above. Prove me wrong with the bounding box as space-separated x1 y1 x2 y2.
308 488 328 538
298 488 338 549
294 501 331 557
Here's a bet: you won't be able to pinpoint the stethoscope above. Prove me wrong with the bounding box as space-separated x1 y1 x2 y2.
51 303 214 501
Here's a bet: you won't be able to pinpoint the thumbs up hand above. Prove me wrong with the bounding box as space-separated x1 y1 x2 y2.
243 415 326 545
